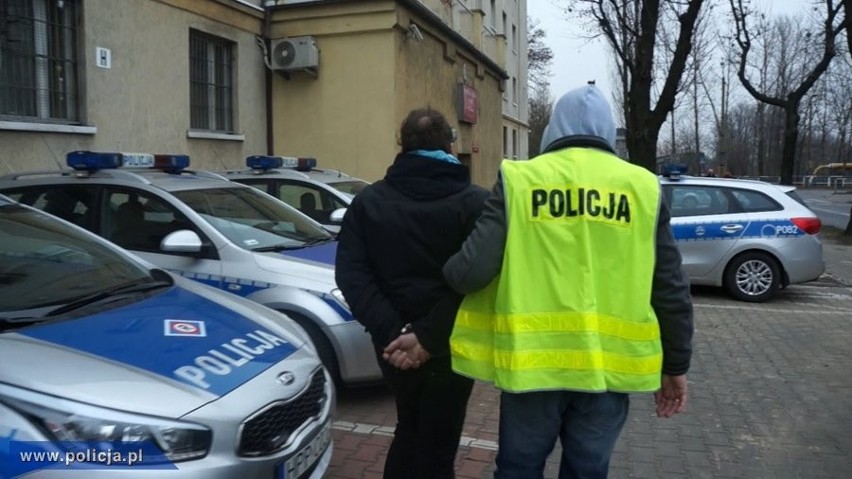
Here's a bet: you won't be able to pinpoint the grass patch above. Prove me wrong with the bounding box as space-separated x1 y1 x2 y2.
821 226 852 245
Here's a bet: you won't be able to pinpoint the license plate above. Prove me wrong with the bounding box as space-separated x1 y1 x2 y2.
276 421 331 479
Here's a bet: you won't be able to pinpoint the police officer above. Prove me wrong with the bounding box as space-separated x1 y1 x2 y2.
443 85 694 479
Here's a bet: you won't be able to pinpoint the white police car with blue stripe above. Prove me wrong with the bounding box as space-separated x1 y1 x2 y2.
0 151 381 386
219 156 369 233
0 195 332 478
661 168 825 302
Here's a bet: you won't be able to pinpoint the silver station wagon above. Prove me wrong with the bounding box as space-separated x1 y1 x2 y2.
661 170 825 302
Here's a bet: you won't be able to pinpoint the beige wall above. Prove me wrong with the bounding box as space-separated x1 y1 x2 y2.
269 0 504 187
0 0 267 174
270 2 400 182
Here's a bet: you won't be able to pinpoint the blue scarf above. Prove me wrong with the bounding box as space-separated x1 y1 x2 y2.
409 149 461 165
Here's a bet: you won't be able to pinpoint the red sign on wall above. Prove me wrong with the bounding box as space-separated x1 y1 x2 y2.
458 83 477 124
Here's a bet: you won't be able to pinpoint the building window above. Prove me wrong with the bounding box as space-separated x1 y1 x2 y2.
512 128 517 159
490 0 496 28
512 77 517 105
0 0 79 122
189 29 234 132
503 126 508 157
512 24 517 52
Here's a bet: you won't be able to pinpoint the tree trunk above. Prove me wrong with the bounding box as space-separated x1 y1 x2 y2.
779 104 800 186
627 127 661 173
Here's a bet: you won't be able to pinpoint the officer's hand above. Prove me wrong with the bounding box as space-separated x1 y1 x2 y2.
655 374 688 418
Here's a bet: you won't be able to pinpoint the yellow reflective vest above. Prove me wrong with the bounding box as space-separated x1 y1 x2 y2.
450 147 663 393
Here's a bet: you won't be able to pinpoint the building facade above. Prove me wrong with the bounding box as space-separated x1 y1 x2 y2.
417 0 529 163
0 0 268 172
1 0 522 186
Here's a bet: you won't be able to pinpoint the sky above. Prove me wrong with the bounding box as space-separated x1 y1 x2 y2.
526 1 614 101
526 0 811 107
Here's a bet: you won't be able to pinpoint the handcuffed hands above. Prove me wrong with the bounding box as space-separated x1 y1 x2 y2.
383 333 431 370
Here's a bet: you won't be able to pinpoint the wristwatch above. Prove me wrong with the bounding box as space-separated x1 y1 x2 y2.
400 323 414 335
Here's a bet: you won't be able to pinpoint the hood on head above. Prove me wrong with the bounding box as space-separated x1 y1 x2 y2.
540 85 616 152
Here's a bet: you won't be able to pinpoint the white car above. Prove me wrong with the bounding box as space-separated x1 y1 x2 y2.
0 195 333 478
0 152 381 386
219 156 369 233
661 169 825 302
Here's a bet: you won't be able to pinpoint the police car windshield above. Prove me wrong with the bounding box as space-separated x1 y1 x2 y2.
329 180 368 196
173 187 332 251
0 203 152 315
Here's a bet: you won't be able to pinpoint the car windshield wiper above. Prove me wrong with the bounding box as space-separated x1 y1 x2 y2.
301 236 333 247
0 315 40 330
45 274 173 317
251 243 305 252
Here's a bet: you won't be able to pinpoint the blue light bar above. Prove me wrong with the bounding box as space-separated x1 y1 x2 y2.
246 155 318 171
66 151 190 172
246 155 284 170
67 151 123 170
664 164 688 179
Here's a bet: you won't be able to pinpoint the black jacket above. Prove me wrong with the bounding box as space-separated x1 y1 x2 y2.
335 152 489 357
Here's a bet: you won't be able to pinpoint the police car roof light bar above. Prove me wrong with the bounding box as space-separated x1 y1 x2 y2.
153 154 191 171
246 155 317 171
67 151 190 172
246 155 284 170
67 151 123 171
664 164 688 180
296 157 317 171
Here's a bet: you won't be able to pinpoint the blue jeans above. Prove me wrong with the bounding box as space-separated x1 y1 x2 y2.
495 390 630 479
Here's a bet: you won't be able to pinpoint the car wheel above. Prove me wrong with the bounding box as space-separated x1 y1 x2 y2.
723 251 780 302
285 311 342 386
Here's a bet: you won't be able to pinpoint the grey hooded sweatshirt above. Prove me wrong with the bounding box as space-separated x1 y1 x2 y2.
442 85 694 376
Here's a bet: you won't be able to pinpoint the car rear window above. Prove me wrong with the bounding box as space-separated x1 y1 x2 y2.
730 189 783 213
785 190 810 208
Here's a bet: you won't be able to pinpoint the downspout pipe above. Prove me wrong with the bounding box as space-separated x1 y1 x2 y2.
263 2 274 155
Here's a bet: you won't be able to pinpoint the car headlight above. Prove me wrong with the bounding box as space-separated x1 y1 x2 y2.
4 397 211 462
330 288 350 312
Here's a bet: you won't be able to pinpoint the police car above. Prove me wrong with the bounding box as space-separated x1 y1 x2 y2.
0 152 381 386
0 195 332 478
219 156 369 232
661 169 825 302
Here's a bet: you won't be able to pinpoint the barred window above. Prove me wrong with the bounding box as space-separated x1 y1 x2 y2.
189 29 234 133
0 0 79 122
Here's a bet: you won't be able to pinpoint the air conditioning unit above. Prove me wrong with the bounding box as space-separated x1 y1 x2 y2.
270 36 319 71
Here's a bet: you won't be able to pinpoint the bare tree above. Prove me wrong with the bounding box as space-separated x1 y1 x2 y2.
528 87 554 157
728 0 845 185
527 17 554 157
527 18 554 93
566 0 707 172
698 32 737 174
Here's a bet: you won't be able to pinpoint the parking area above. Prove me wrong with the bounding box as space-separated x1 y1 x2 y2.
326 242 852 478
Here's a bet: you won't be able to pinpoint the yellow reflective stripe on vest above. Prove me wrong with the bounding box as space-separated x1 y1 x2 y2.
450 148 663 393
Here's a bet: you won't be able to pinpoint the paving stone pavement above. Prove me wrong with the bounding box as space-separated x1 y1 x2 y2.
326 237 852 478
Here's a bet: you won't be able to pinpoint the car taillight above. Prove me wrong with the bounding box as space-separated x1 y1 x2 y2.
791 217 821 235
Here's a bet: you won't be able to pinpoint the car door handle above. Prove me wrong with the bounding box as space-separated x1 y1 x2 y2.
721 224 744 233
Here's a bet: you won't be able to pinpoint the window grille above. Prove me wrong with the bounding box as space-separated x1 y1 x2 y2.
0 0 79 122
189 29 234 132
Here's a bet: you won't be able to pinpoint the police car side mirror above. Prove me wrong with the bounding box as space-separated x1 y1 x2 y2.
329 208 346 224
161 229 203 254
